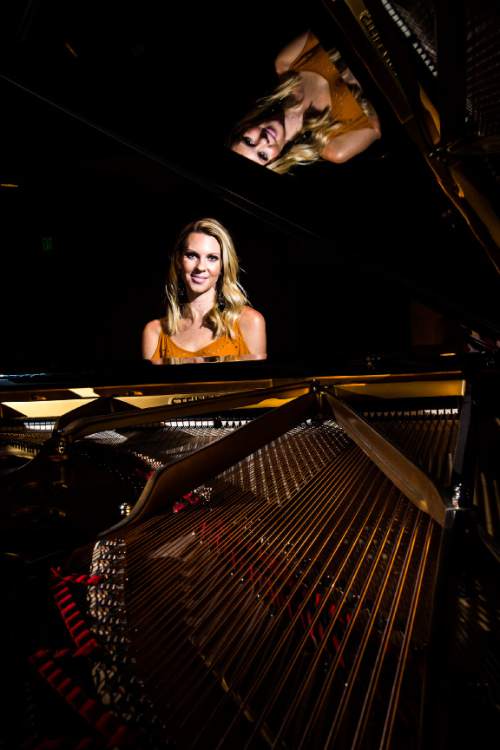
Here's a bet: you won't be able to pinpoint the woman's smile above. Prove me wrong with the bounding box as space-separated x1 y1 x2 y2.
263 125 278 143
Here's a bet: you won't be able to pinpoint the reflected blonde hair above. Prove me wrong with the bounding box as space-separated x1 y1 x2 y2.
164 218 248 340
230 66 373 174
229 73 331 174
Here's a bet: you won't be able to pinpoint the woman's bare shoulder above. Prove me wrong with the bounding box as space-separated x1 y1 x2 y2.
239 306 266 328
238 306 266 357
142 318 164 359
143 318 162 335
275 31 310 74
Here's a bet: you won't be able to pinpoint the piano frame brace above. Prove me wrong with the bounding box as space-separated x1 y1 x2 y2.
100 387 320 534
321 389 446 526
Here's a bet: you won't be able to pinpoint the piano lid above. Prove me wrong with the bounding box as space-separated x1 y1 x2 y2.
0 0 499 372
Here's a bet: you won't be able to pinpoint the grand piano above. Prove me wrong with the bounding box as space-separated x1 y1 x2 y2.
1 2 499 748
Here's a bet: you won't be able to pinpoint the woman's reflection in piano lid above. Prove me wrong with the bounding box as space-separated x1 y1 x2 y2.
229 31 381 173
142 218 266 363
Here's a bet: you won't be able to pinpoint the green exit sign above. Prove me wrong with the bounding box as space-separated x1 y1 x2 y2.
41 237 54 253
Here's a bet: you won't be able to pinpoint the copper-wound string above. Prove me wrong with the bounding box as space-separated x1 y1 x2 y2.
239 481 404 749
344 511 426 750
123 423 351 701
297 501 418 750
216 454 377 681
125 426 350 636
378 516 436 750
172 447 366 716
126 440 353 666
181 452 379 731
188 448 364 656
316 501 420 745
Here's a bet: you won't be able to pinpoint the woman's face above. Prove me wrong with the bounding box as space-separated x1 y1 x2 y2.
231 117 286 166
181 232 222 298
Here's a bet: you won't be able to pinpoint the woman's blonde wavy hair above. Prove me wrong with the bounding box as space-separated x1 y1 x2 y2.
163 218 248 340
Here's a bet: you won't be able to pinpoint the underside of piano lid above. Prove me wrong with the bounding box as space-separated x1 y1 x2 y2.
1 0 500 370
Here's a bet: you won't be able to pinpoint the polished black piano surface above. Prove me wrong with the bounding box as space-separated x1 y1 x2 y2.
1 2 499 748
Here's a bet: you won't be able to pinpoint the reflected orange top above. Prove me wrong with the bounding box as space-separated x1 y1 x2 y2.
151 320 250 360
290 32 372 135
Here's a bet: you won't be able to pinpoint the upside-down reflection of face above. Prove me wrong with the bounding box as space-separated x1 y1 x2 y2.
231 118 286 166
181 232 222 298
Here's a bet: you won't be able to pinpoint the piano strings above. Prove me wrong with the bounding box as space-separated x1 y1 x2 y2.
86 415 445 747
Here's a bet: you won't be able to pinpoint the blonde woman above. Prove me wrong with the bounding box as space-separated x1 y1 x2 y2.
230 31 381 173
142 218 266 362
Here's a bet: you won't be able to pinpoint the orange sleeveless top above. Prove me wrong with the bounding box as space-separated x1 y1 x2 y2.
151 320 250 360
290 32 372 136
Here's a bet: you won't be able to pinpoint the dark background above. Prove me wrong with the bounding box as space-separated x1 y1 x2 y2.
1 0 497 369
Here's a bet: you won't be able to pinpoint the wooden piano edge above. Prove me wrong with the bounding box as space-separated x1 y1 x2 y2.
0 370 465 419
